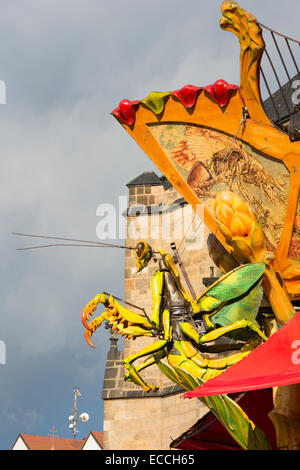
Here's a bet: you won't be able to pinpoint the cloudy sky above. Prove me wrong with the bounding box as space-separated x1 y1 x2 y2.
0 0 299 450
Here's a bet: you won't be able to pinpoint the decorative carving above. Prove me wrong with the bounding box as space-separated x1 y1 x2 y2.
220 1 269 124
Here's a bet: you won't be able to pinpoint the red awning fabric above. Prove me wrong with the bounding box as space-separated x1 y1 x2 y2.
184 311 300 399
171 389 276 450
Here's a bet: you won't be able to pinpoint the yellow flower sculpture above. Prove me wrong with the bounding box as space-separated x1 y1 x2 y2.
214 190 295 325
214 191 266 263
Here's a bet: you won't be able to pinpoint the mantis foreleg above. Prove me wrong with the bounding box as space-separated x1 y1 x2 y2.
123 339 168 392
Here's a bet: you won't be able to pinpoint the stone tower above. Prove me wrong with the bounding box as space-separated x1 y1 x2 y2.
102 171 220 450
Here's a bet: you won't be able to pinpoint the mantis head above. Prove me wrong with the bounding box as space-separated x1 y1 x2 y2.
135 241 152 272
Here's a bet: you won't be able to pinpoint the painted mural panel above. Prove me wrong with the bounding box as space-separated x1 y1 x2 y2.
289 200 300 260
149 123 295 256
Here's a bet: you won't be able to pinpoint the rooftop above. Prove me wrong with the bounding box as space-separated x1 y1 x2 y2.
12 431 104 450
127 171 172 190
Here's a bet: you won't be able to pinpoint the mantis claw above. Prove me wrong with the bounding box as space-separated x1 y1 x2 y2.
81 294 108 331
85 328 96 349
84 313 109 348
82 293 155 348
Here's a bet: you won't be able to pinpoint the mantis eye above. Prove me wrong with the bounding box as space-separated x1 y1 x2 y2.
135 242 146 258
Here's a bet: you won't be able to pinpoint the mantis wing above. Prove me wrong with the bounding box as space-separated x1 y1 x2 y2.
211 283 263 328
195 262 265 313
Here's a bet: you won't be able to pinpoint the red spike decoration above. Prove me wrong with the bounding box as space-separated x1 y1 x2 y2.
204 79 239 107
172 84 203 108
112 80 239 125
111 99 140 126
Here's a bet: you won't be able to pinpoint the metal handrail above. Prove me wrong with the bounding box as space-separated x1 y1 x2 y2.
258 22 300 127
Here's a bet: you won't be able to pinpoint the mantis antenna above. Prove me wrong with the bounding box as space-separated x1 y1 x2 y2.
12 232 136 251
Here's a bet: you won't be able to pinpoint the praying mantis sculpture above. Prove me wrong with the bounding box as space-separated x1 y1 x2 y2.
81 190 274 450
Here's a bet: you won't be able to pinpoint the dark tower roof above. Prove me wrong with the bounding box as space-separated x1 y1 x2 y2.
127 171 173 189
126 171 163 187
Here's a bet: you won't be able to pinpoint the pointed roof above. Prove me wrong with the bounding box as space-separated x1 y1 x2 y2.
16 433 85 450
184 311 300 398
12 431 104 450
81 431 104 450
126 171 163 187
90 431 104 447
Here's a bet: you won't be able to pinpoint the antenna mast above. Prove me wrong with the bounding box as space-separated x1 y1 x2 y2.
68 388 89 439
72 388 81 439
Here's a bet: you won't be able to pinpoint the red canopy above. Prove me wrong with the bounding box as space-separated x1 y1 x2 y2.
184 311 300 398
171 389 276 450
